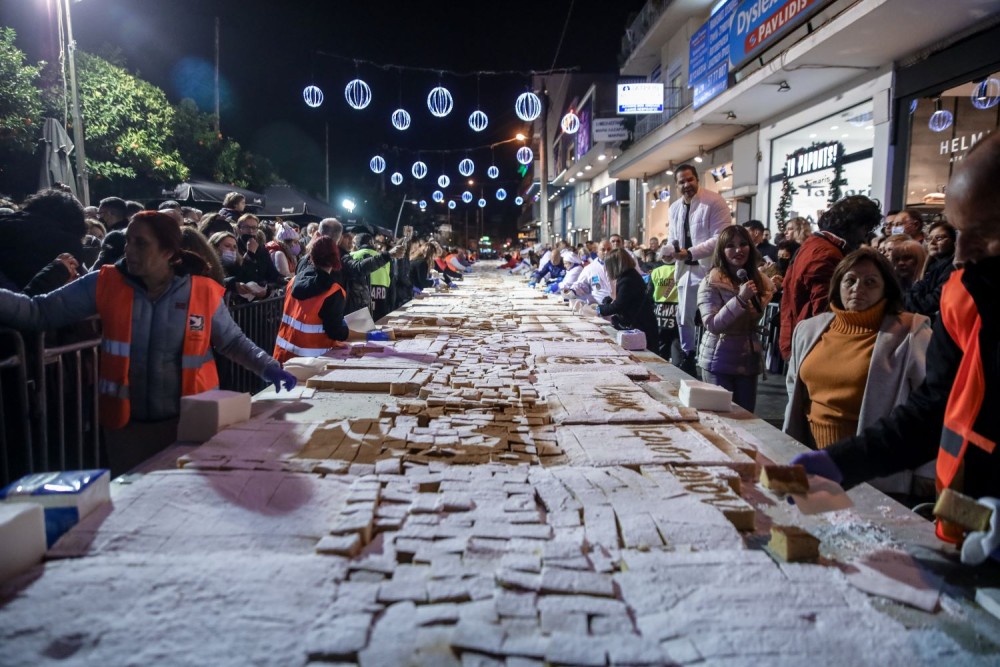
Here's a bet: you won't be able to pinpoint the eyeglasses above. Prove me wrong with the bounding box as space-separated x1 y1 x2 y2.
239 224 259 232
927 235 950 242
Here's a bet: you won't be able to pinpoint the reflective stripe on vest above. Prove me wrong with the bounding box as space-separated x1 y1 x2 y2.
95 267 223 430
935 269 996 542
272 276 346 363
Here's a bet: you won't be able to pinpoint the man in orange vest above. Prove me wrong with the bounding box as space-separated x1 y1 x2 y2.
793 133 1000 565
274 237 349 362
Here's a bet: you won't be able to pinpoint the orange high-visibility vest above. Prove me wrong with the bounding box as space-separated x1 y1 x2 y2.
273 276 346 363
936 269 996 542
95 266 223 430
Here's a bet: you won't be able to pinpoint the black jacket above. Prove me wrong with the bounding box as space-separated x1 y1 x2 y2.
411 260 434 289
236 235 283 287
0 211 84 291
598 268 659 350
393 253 413 309
290 263 349 342
757 241 779 263
904 253 956 317
342 246 391 313
827 256 1000 498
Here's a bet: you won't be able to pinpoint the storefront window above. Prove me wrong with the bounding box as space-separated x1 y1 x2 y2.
904 73 999 210
768 100 874 228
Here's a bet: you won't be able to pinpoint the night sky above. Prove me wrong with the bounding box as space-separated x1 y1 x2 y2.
1 0 645 229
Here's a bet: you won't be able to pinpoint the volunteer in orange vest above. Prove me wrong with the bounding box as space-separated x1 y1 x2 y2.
0 211 296 474
792 133 1000 566
274 236 349 362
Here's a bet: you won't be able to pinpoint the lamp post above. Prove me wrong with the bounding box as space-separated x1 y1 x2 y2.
63 0 90 205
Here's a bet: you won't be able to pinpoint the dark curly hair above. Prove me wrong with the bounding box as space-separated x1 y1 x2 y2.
817 195 881 242
21 188 85 235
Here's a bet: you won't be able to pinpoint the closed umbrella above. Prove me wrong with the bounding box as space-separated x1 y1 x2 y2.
38 118 77 196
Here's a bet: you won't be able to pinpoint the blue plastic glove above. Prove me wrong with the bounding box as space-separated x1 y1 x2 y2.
264 366 297 393
790 450 844 485
528 281 536 288
545 282 560 294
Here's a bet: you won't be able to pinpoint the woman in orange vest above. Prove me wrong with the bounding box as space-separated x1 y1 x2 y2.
0 211 296 474
274 236 349 362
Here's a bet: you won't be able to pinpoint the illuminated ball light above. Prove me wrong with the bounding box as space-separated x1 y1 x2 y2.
487 165 499 179
432 190 444 203
516 146 533 165
370 155 386 174
514 196 524 205
303 85 324 108
448 200 456 210
391 109 411 130
515 92 542 122
495 188 507 201
390 172 403 186
561 112 580 135
929 109 953 133
427 86 453 117
469 110 489 132
438 175 450 188
478 198 487 208
659 189 670 202
412 161 428 179
461 191 473 204
458 158 475 177
419 200 427 210
971 78 1000 110
345 79 372 110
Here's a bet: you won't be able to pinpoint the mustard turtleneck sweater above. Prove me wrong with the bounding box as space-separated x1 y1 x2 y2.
798 299 887 449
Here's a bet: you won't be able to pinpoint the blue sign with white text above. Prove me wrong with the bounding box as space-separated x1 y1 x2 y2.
689 0 737 110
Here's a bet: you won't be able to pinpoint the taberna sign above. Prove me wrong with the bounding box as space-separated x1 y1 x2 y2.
729 0 832 69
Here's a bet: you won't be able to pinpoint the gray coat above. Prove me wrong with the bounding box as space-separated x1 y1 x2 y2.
0 266 279 422
696 269 772 376
783 310 932 493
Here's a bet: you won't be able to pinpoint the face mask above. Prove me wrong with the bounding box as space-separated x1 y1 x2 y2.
778 258 790 274
290 243 301 256
891 226 905 235
220 250 238 264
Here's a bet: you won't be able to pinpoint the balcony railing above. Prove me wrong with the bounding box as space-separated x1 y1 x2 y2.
619 0 670 67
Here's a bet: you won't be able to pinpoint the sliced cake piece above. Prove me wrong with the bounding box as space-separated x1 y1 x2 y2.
760 464 809 495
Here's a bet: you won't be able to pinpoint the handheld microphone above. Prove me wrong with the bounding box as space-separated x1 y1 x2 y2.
736 268 762 312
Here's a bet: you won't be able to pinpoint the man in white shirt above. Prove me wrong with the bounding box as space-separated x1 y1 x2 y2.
656 164 732 374
565 239 612 304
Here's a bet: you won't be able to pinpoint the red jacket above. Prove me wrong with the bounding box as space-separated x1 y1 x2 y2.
779 232 846 360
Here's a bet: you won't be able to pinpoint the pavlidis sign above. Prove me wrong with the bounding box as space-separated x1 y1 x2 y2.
730 0 829 68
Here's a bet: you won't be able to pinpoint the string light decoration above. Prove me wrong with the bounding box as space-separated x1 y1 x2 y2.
462 191 473 204
496 188 507 201
432 190 444 203
369 155 386 174
929 99 953 132
909 99 918 114
469 110 489 132
516 147 533 165
516 92 542 122
303 85 324 108
487 165 499 179
412 161 428 179
514 196 524 205
427 86 454 117
345 79 372 110
391 108 411 130
971 78 1000 110
458 158 475 177
448 200 456 210
561 112 580 135
438 175 450 188
390 172 403 186
478 198 487 208
419 200 427 210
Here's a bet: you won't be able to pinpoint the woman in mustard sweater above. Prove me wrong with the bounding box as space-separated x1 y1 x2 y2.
783 247 932 495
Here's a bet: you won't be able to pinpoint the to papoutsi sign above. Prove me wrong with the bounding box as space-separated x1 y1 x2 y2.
729 0 831 68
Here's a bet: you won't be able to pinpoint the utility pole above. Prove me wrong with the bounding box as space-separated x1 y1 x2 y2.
63 0 89 205
539 83 549 244
213 17 220 133
325 122 330 203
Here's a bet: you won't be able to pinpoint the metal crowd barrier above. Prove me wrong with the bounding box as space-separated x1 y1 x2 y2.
218 292 284 394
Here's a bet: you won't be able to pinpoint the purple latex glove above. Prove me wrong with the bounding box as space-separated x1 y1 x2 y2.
263 366 297 393
790 450 844 485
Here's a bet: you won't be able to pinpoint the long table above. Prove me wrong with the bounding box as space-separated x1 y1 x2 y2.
2 269 999 666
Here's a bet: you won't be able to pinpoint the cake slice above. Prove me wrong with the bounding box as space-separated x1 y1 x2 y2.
769 525 820 562
933 488 994 532
760 464 809 495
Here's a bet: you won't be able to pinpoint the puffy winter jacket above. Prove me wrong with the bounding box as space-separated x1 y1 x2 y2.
697 268 773 376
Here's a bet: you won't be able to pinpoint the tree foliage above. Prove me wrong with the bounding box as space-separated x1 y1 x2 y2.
0 27 42 154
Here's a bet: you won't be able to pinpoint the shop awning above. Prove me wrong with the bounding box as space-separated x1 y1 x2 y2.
259 185 338 221
167 179 266 209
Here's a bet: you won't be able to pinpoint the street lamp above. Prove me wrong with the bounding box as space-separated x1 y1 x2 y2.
342 198 356 213
63 0 90 205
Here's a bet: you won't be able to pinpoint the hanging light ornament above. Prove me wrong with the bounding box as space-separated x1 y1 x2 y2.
369 155 386 174
461 191 473 204
412 161 428 179
303 85 324 108
419 200 427 210
432 190 444 203
928 99 953 133
487 165 499 179
391 109 411 130
561 111 581 135
971 78 1000 110
448 200 456 210
515 92 542 122
469 110 489 132
458 158 475 177
495 188 507 201
390 172 403 186
345 79 372 110
427 86 454 117
909 99 918 115
478 198 487 208
438 175 450 188
516 147 533 165
514 196 524 206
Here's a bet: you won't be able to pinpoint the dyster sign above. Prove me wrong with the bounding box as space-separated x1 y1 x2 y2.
729 0 832 69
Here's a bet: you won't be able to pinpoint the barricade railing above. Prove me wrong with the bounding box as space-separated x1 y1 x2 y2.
218 292 284 394
0 327 32 485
